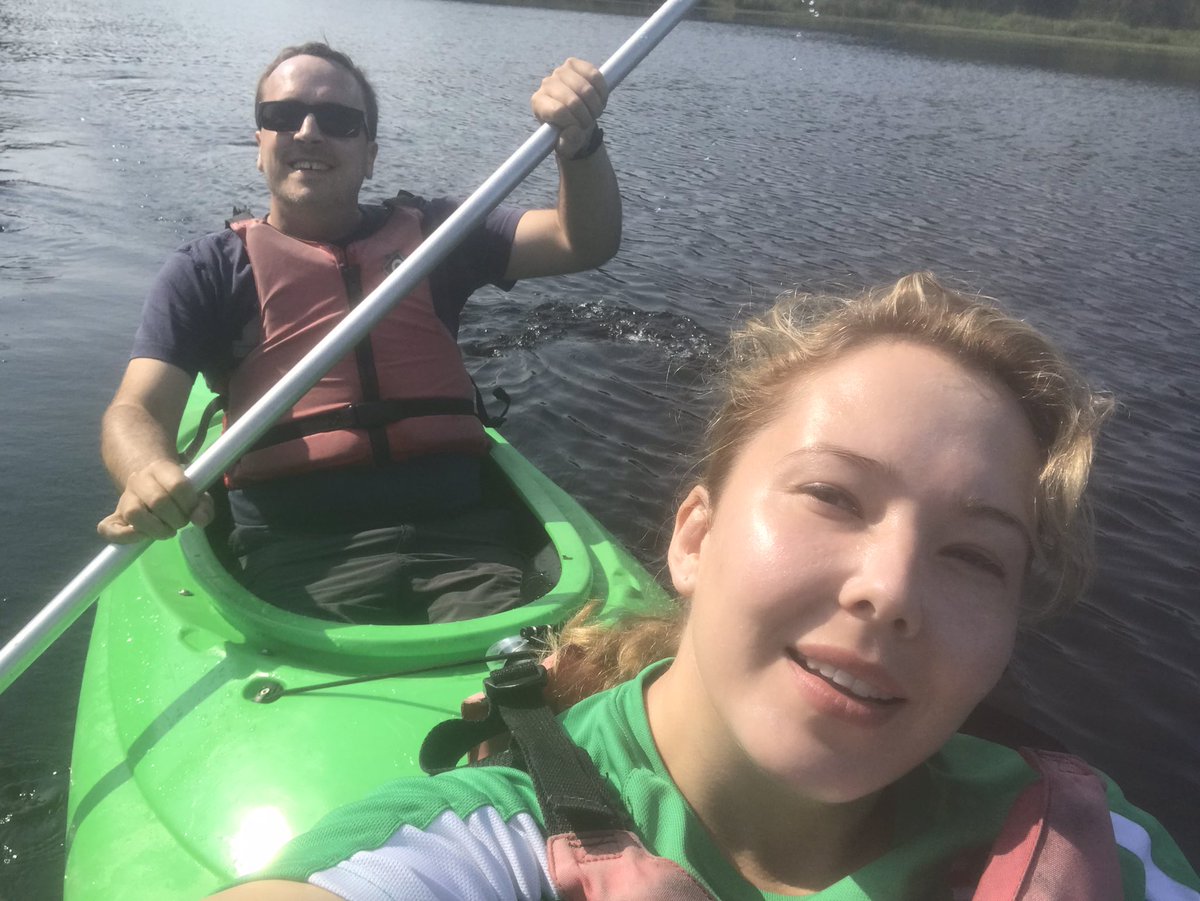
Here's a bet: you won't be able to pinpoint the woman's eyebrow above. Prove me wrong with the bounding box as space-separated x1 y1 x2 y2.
961 499 1035 556
785 444 895 476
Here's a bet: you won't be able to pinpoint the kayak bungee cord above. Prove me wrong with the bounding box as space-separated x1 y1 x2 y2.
244 626 551 704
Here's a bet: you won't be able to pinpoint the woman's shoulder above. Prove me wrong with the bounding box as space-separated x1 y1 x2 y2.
291 763 543 851
251 765 552 898
1094 763 1200 897
557 661 666 774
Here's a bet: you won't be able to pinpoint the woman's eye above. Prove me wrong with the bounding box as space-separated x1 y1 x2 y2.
801 483 861 516
945 546 1006 580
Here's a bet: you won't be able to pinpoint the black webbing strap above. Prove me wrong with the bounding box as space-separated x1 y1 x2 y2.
340 263 392 467
180 395 226 463
419 659 631 836
475 384 511 428
246 397 479 453
420 712 510 775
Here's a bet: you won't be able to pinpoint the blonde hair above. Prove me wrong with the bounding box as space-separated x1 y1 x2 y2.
552 272 1112 697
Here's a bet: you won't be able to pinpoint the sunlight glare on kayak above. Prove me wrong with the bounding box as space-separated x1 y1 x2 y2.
229 806 293 877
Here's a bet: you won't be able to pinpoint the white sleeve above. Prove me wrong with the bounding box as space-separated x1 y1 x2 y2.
308 807 559 901
1110 812 1200 901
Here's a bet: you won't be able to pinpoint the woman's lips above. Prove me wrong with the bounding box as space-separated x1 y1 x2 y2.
788 646 906 707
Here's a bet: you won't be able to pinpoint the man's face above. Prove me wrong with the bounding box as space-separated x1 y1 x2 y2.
255 54 378 224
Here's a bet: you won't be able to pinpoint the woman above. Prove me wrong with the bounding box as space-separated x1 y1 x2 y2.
212 273 1198 899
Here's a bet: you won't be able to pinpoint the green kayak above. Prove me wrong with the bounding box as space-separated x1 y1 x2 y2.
64 385 666 898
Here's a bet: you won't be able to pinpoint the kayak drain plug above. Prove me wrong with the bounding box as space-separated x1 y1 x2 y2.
245 678 286 704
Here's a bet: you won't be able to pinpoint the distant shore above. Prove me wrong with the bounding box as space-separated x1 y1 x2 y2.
456 0 1200 56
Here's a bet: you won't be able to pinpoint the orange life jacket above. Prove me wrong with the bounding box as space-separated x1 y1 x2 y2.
224 207 488 487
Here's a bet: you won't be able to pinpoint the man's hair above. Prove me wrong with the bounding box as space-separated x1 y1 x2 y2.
255 42 379 140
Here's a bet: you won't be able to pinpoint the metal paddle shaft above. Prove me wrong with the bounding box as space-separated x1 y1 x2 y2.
0 0 698 695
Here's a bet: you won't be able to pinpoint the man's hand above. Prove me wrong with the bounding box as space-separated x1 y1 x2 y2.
97 458 214 543
98 358 203 544
531 58 609 159
507 57 621 281
98 462 214 543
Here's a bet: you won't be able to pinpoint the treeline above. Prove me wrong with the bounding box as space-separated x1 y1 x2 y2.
807 0 1200 29
469 0 1200 44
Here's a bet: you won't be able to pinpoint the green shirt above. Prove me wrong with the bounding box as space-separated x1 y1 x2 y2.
262 662 1199 899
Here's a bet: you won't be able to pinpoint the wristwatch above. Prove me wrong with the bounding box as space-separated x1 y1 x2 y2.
569 127 605 161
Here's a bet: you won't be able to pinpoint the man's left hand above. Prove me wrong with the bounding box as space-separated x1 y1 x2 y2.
531 58 608 159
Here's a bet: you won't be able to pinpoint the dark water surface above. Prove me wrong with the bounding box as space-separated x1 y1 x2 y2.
1 0 1198 895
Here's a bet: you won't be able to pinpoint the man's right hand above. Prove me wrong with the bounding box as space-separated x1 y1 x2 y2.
97 459 214 543
99 358 205 544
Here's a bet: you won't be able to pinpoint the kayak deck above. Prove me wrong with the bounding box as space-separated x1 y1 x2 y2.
65 388 666 898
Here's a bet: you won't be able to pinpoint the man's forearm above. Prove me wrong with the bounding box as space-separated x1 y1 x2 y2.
100 402 181 491
555 143 622 269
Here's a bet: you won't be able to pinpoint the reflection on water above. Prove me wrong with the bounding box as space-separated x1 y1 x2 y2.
1 0 1198 895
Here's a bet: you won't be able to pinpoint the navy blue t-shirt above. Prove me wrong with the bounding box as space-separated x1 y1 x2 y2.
130 195 524 532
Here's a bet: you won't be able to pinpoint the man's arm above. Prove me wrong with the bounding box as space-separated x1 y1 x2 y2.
97 358 213 543
505 58 622 281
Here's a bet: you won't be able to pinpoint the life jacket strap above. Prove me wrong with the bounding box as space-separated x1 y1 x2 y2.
420 658 631 837
968 748 1122 900
242 381 511 454
476 384 511 428
180 395 226 463
546 829 717 901
247 396 479 453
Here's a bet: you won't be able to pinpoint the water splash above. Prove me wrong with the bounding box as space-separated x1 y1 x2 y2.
462 300 718 365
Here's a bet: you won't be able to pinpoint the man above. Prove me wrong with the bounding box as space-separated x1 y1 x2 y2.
96 42 621 624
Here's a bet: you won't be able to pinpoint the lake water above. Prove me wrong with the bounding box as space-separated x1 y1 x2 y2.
1 0 1197 895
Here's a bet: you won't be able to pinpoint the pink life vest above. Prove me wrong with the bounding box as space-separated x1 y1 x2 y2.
224 208 488 487
446 658 1123 901
545 747 1122 901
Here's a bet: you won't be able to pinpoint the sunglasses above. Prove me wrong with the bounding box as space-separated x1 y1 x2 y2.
255 100 369 139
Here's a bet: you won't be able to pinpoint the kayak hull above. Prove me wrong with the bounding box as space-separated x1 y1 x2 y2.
65 389 665 898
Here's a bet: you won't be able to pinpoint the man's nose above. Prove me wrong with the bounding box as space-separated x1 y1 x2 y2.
293 113 323 140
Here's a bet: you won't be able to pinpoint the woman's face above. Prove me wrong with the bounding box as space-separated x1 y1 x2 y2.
667 339 1039 803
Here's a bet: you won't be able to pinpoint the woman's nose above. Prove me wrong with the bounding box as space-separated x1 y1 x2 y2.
837 530 923 638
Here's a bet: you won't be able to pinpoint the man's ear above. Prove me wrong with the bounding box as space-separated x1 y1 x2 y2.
667 485 711 599
255 131 264 173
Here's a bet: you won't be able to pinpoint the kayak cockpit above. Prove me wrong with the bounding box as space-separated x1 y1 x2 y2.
175 429 613 674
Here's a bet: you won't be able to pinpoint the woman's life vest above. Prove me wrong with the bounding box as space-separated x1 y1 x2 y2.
224 205 488 487
421 658 1124 901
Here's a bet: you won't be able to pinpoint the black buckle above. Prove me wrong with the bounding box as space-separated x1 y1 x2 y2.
313 404 363 431
345 402 391 430
484 660 547 708
519 624 551 648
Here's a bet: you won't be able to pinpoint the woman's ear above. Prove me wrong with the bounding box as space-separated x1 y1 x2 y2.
668 485 711 599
